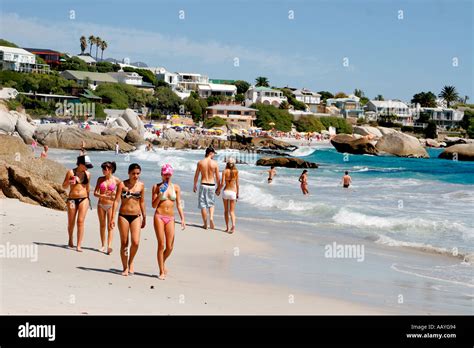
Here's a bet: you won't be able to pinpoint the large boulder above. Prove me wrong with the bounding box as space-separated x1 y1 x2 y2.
0 109 18 134
162 128 192 141
113 117 132 131
34 124 135 152
353 126 383 138
101 126 128 140
256 157 318 168
377 127 397 136
120 109 145 136
15 117 36 144
375 132 429 158
0 135 68 210
125 129 145 145
330 134 378 155
438 143 474 161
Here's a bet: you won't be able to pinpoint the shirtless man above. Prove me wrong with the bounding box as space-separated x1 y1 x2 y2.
193 147 220 229
342 171 352 188
267 166 277 184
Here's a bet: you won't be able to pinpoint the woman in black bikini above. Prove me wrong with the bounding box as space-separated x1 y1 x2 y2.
110 163 146 276
62 155 93 252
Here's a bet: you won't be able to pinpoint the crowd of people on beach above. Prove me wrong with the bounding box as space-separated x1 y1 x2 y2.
60 143 352 279
62 146 240 280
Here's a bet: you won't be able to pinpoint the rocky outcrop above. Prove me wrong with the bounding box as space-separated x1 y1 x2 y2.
256 157 318 168
101 126 128 140
34 124 135 152
107 108 145 137
425 138 441 148
438 143 474 161
353 126 383 138
330 134 378 155
0 135 68 210
0 108 36 144
125 129 144 145
331 129 429 158
443 137 474 147
375 132 429 158
162 128 193 141
251 137 296 151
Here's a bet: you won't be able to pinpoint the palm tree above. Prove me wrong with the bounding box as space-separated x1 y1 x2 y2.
95 37 102 60
375 94 384 101
438 86 459 108
80 36 87 54
100 40 108 61
255 77 269 87
88 35 95 55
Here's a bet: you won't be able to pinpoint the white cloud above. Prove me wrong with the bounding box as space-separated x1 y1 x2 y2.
0 12 331 79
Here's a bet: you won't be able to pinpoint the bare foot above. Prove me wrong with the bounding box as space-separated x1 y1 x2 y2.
210 220 215 229
76 247 83 252
230 226 236 234
68 240 74 248
225 227 229 233
121 269 129 276
107 247 113 255
202 224 208 230
158 273 166 280
99 246 106 253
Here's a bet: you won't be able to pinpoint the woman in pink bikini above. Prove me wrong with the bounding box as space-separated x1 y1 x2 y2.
152 164 185 280
93 161 121 254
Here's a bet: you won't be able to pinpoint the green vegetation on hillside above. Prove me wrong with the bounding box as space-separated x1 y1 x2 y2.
0 39 18 47
204 116 226 129
0 70 77 94
253 103 293 132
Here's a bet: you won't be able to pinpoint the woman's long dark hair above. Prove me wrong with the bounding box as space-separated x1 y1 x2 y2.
101 161 117 173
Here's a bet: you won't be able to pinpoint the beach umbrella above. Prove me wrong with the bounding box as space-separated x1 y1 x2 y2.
269 122 275 126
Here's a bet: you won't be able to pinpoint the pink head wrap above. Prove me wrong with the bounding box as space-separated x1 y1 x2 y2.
161 163 174 176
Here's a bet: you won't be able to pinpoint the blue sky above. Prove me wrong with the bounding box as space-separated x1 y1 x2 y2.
1 0 472 101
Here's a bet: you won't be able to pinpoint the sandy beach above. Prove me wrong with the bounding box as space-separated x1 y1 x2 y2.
0 198 387 315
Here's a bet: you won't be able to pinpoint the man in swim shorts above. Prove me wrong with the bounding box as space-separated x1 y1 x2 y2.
193 147 220 229
342 171 352 188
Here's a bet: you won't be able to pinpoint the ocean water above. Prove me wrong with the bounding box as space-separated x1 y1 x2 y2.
47 145 474 313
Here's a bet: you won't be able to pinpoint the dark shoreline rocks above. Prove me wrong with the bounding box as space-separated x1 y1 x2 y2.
256 157 318 169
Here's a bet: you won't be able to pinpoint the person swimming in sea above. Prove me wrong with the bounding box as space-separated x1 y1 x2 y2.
342 171 352 188
93 161 121 254
62 155 93 252
152 164 185 280
299 170 309 195
267 166 277 184
109 163 146 276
